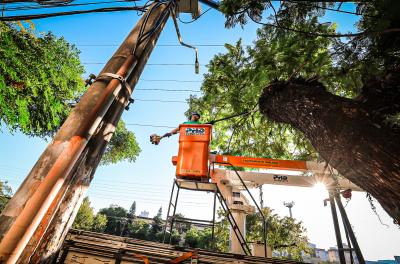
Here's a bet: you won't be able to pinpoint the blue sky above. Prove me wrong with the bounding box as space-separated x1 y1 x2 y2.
1 1 399 260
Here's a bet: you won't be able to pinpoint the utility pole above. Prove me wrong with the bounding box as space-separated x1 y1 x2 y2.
328 191 346 264
335 193 365 264
0 2 171 263
259 185 264 209
283 201 294 218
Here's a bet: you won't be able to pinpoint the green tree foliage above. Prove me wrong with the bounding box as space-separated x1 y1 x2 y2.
184 227 215 250
127 219 151 240
188 21 337 160
92 213 108 233
72 201 308 259
72 197 107 232
213 1 400 222
99 204 128 236
0 22 85 137
173 213 191 234
72 197 94 231
150 207 163 241
0 181 12 213
184 227 201 248
101 120 141 165
183 209 229 252
128 201 136 219
213 1 400 143
213 209 230 252
189 1 399 160
0 22 141 165
246 208 311 261
96 204 171 243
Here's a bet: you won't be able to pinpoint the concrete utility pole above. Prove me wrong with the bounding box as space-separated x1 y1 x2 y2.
0 2 171 263
283 201 295 218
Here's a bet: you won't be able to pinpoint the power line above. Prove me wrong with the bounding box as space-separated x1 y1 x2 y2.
139 79 201 83
88 193 211 207
135 88 200 92
1 0 138 12
247 14 400 38
77 44 242 47
134 99 187 103
286 1 366 17
91 185 208 197
0 5 148 21
0 170 173 188
125 123 175 128
82 62 206 66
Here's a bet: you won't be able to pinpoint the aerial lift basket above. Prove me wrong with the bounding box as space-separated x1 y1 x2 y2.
175 124 212 181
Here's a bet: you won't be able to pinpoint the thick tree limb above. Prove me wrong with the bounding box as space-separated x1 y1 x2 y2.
357 69 400 121
259 78 400 224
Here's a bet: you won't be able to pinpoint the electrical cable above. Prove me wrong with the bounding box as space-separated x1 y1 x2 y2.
286 0 369 17
82 63 204 66
206 104 258 125
0 5 148 21
135 88 199 92
77 44 240 47
247 10 400 38
125 123 175 128
177 7 211 24
131 1 172 58
1 0 138 12
88 193 211 207
91 185 209 198
134 99 187 103
139 79 201 83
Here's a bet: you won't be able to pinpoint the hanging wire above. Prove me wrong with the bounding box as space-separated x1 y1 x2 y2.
1 0 138 12
177 7 211 24
0 5 148 20
135 88 200 92
139 79 201 82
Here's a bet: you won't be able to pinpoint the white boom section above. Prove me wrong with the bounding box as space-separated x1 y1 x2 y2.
211 163 362 192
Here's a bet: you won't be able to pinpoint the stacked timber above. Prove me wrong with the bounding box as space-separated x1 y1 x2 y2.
57 229 304 264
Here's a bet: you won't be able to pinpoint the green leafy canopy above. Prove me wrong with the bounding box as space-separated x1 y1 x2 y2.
188 2 375 160
0 180 12 213
0 22 140 165
0 22 85 137
101 119 141 165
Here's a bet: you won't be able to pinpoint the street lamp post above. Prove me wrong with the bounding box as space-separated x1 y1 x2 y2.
283 201 295 218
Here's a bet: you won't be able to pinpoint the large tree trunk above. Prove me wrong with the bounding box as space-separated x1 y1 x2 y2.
259 77 400 224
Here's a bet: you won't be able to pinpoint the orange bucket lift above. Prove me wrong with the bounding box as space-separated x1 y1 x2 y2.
168 122 364 259
174 124 212 181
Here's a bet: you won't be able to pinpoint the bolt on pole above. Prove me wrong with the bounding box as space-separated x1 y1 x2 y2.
0 2 171 263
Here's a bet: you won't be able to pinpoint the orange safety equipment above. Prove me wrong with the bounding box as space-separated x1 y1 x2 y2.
175 124 212 181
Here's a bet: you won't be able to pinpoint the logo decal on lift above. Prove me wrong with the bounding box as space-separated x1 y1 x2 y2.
185 127 205 136
273 175 288 182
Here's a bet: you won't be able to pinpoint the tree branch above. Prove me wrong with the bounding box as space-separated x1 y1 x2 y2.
247 15 400 38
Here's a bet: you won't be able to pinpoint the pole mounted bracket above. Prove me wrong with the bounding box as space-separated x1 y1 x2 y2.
95 73 134 109
170 6 199 74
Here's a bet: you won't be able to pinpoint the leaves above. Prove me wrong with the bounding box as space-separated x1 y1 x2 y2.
101 120 141 165
72 197 107 232
0 22 141 165
0 181 12 213
0 22 85 137
246 208 311 260
188 22 338 160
